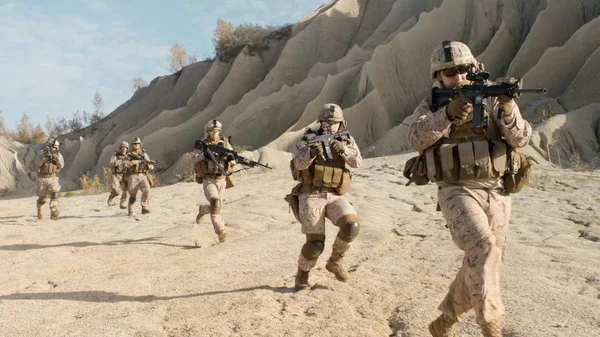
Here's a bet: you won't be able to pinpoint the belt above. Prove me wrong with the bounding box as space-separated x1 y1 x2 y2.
301 184 338 194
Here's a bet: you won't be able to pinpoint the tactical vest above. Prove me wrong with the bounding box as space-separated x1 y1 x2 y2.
38 150 58 177
128 150 150 174
422 103 509 183
195 138 231 179
112 152 127 174
291 150 352 195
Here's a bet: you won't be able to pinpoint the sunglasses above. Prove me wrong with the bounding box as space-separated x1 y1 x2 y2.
441 65 472 77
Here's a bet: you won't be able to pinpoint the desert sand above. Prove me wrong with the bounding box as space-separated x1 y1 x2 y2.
1 156 599 336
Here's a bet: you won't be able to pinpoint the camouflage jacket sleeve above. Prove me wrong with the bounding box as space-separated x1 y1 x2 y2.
56 153 65 171
143 152 155 170
109 154 121 169
341 135 362 168
490 98 532 149
408 98 453 152
293 139 313 171
192 149 205 162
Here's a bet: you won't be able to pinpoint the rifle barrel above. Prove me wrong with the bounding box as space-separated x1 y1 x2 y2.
519 88 547 94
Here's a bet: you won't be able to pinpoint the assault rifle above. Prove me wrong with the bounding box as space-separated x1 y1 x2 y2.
127 152 156 167
297 129 351 161
194 139 272 175
430 69 547 130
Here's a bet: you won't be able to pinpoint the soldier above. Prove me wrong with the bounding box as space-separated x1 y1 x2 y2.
107 141 130 208
291 103 362 291
407 41 532 337
193 120 235 243
35 139 64 220
125 137 154 216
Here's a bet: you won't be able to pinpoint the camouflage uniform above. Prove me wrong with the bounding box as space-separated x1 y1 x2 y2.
409 41 532 337
35 139 64 220
292 103 362 291
194 120 235 243
126 137 154 215
107 141 129 208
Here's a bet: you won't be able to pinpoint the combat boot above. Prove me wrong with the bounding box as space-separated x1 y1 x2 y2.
119 199 128 209
480 319 502 337
217 231 227 243
50 207 60 220
36 199 44 220
141 207 150 214
428 314 457 337
325 251 349 282
295 268 310 291
196 205 206 224
107 191 119 206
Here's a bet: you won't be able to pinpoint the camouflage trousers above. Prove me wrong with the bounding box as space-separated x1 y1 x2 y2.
128 173 151 207
110 173 128 202
437 185 510 325
199 177 226 234
36 176 61 208
297 192 358 271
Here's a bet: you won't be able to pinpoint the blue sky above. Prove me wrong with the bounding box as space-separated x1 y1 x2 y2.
0 0 326 130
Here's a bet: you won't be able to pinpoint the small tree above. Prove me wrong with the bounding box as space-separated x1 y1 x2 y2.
168 42 188 72
130 77 148 92
31 124 47 144
90 90 104 123
68 110 84 132
15 112 34 143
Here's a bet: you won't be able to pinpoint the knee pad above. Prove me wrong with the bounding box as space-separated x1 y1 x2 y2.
338 222 360 242
128 197 136 205
336 214 360 242
301 240 325 259
209 198 221 214
50 192 59 200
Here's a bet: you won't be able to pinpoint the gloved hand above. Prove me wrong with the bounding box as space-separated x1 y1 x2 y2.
331 139 345 155
309 143 324 158
226 153 236 162
497 95 515 120
51 153 59 161
446 95 473 121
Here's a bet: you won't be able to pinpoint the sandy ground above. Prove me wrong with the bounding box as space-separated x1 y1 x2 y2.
1 154 599 337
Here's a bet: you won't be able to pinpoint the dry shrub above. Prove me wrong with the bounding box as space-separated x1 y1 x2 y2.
79 171 106 195
212 19 292 62
175 152 196 183
569 152 595 172
102 167 113 189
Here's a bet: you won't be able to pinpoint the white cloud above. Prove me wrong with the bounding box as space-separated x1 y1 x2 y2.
82 0 108 11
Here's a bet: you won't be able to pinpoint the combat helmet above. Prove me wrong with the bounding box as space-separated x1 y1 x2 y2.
205 119 222 132
132 137 142 146
318 103 346 127
120 141 130 149
430 40 478 79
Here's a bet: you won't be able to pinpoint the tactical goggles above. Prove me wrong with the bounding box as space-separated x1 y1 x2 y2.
441 65 472 77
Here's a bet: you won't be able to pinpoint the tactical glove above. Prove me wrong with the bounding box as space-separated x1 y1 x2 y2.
309 143 324 158
331 139 345 155
226 153 236 162
445 95 472 121
497 95 515 120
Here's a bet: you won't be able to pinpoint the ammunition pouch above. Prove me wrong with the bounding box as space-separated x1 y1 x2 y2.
290 157 351 195
405 140 510 185
403 155 429 186
284 183 303 222
503 149 537 193
39 161 58 176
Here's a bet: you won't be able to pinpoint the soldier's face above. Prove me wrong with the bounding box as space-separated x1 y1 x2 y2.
207 129 220 141
132 143 141 150
120 146 127 153
437 65 470 87
329 122 341 134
